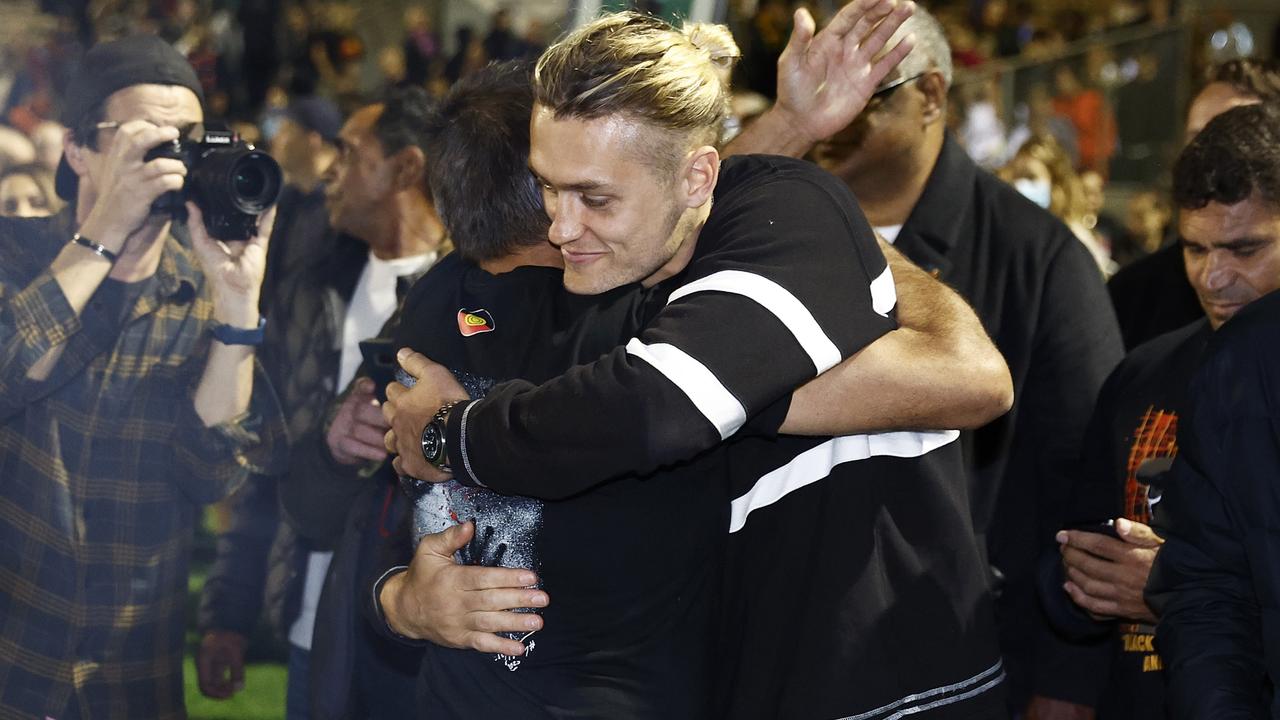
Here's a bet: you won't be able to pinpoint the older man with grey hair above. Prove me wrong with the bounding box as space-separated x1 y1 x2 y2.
733 5 1124 717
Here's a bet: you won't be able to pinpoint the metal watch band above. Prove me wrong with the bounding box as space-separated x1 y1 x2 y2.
421 399 466 473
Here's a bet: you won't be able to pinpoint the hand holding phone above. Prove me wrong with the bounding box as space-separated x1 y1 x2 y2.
1062 519 1121 540
359 338 399 403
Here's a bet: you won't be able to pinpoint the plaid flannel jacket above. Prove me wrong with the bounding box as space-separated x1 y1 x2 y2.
0 212 285 720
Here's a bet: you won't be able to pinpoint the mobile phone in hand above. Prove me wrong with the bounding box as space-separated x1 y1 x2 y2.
1063 519 1121 540
358 338 398 403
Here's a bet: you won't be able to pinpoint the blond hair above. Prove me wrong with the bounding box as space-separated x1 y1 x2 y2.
534 12 736 165
1010 134 1088 222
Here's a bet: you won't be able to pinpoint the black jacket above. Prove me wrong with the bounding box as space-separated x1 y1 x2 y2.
892 135 1125 708
1107 243 1203 352
199 230 367 644
1146 289 1280 719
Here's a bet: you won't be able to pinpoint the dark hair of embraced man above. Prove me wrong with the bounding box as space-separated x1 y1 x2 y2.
423 61 550 263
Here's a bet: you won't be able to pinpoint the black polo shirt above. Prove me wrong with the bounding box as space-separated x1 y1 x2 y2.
891 135 1125 707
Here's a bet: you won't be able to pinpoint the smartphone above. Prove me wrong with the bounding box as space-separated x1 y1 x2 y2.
1063 519 1121 540
358 338 398 403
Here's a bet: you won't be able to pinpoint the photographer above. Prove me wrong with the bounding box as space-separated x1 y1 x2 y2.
0 35 284 720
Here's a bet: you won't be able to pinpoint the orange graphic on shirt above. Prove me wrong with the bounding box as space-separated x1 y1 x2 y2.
1124 406 1178 523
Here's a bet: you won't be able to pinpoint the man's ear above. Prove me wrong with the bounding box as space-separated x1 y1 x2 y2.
391 145 427 192
919 72 948 126
681 145 720 209
62 129 91 177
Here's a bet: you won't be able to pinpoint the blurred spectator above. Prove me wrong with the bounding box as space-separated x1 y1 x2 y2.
30 120 65 172
994 1 1036 58
743 0 790 97
261 94 342 313
1080 169 1128 262
237 0 282 113
0 162 62 217
280 3 316 96
273 96 341 191
1002 133 1117 274
1006 83 1079 166
941 9 988 68
522 18 549 59
483 8 523 63
377 45 408 91
955 79 1006 168
445 26 486 85
1113 52 1177 180
299 3 364 112
0 124 36 171
1022 27 1068 61
1053 62 1118 177
1118 190 1173 265
1185 57 1280 142
258 84 291 146
1110 0 1153 29
402 5 440 88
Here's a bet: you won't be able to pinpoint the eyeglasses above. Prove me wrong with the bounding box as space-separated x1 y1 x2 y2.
864 73 925 113
93 120 205 143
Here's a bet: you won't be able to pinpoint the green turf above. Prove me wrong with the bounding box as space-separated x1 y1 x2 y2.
185 507 289 719
183 657 288 720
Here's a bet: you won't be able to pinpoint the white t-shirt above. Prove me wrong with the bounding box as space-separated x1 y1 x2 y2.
288 249 435 651
875 225 903 244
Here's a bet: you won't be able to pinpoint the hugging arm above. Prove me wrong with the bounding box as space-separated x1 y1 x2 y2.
780 241 1011 435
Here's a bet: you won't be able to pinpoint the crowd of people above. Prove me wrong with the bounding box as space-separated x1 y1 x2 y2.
4 1 1280 720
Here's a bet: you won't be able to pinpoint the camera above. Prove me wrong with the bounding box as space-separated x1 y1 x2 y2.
145 129 283 240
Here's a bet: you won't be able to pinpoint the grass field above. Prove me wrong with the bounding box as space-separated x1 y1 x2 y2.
185 507 289 719
184 658 287 720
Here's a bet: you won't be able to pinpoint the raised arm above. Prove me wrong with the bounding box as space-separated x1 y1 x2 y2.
722 0 915 159
0 122 187 418
779 241 1011 435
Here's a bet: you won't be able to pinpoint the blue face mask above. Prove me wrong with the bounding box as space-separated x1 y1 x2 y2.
1014 178 1053 210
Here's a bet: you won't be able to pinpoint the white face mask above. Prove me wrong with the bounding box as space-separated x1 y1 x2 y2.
1014 178 1053 210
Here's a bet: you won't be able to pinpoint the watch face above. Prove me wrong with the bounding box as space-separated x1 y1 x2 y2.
421 422 445 465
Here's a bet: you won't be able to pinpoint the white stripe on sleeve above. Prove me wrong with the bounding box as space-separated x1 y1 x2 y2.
665 270 843 373
728 430 960 533
870 265 896 317
625 338 747 439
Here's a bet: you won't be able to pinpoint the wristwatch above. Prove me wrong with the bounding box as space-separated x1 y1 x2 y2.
210 317 267 346
421 400 466 473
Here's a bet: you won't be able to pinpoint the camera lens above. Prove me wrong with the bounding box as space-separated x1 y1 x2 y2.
234 167 267 200
226 151 282 210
